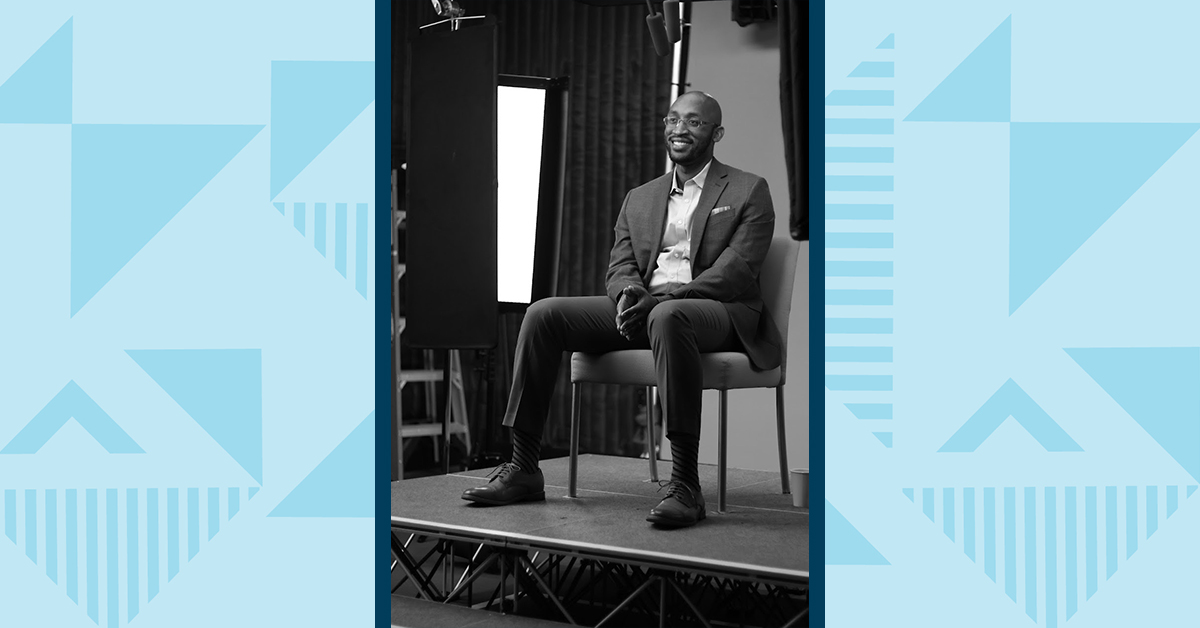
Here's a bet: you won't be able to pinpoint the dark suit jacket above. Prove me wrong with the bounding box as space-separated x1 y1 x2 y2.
605 159 782 370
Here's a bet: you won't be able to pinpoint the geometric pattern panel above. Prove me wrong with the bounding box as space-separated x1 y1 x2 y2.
268 412 373 518
0 4 374 626
906 485 1198 627
2 486 257 626
0 18 72 123
272 201 372 299
1009 123 1199 313
826 26 895 449
827 3 1200 626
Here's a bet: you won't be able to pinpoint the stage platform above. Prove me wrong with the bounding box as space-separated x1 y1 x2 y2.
392 455 807 627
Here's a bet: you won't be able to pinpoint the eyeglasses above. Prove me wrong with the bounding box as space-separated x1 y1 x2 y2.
663 116 715 129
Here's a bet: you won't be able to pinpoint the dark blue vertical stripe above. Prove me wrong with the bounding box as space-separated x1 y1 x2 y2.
807 2 825 624
1167 485 1178 517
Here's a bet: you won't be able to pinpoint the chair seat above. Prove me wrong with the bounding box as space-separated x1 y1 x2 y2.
571 350 783 390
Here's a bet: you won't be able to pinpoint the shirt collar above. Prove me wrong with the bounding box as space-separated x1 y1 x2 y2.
672 159 713 194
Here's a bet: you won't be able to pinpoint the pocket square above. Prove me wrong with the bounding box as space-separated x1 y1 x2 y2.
711 205 732 215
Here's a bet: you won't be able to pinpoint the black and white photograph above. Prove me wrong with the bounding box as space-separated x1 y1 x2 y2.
390 1 808 626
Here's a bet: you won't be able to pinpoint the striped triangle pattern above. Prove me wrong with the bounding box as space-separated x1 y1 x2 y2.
2 486 257 626
272 201 371 299
826 33 896 449
905 484 1198 626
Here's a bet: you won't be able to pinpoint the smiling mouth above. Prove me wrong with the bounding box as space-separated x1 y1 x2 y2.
669 138 692 149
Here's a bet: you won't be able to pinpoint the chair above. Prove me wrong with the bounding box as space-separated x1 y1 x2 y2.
568 235 801 513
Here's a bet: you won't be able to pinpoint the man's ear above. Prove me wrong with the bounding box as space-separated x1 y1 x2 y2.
713 126 725 142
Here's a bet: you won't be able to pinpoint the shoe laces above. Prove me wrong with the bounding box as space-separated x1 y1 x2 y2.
656 480 697 505
486 462 522 482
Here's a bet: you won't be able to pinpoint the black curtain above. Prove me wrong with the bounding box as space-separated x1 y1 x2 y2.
395 1 674 460
779 0 807 241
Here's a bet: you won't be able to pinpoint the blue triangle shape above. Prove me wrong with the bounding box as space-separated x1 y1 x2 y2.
1065 348 1199 482
876 33 894 49
846 403 891 420
269 412 373 517
902 488 914 501
904 16 1009 122
1 381 142 453
873 432 893 447
126 349 263 484
826 499 889 565
270 61 374 199
1189 485 1197 498
939 379 1082 452
71 124 263 316
0 18 71 123
1009 123 1199 313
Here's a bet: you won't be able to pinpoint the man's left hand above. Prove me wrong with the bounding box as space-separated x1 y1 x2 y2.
616 286 656 340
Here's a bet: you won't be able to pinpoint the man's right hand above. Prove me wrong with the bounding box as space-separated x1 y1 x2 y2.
616 285 656 340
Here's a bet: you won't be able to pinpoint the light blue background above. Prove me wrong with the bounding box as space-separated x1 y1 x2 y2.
826 2 1199 626
0 3 375 626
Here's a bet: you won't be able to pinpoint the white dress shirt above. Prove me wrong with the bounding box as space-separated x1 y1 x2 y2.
648 160 712 293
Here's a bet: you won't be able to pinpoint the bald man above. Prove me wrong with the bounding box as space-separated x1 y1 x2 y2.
463 92 781 528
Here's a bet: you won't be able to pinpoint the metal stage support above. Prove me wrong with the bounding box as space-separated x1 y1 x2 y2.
391 526 808 628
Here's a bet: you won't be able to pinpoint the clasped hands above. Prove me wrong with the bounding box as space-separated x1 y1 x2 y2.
616 285 657 340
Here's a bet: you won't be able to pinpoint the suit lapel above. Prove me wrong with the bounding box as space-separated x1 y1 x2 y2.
688 159 728 260
640 172 674 283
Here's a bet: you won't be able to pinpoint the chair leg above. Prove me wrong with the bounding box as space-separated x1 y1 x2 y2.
718 390 728 514
647 386 659 483
776 386 790 494
569 383 581 498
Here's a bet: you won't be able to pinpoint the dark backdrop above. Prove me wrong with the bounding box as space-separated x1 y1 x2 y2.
395 1 674 460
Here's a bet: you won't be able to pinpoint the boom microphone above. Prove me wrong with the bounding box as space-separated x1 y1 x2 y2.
645 11 669 56
664 0 680 44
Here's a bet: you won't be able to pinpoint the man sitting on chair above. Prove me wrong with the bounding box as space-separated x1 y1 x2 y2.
463 91 781 528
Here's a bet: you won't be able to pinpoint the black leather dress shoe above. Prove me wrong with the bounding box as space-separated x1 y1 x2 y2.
646 481 706 527
461 463 545 506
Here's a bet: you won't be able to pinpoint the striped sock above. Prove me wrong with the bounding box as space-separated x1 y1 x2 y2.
669 435 700 491
510 428 541 473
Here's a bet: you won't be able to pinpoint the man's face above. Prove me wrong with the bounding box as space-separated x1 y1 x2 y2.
664 95 722 168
